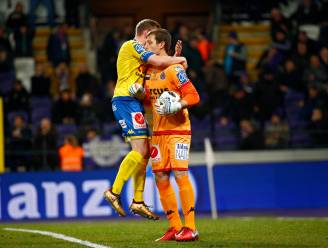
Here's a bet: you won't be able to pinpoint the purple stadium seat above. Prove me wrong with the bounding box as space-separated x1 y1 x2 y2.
31 107 51 125
214 120 239 150
0 72 15 94
31 97 52 109
102 122 119 138
56 124 77 145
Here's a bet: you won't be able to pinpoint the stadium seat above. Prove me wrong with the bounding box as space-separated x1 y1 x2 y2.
0 72 15 94
56 124 78 145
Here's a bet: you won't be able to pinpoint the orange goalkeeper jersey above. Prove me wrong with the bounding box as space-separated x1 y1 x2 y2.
145 64 199 136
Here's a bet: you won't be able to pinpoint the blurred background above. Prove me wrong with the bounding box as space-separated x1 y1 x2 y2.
0 0 328 221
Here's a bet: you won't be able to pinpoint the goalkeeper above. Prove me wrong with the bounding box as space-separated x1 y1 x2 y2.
104 19 186 220
143 29 200 241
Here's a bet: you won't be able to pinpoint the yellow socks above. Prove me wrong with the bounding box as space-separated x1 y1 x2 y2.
133 158 148 202
112 150 143 195
156 180 183 231
176 175 196 230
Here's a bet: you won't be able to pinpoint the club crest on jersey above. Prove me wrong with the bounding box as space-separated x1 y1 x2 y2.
175 143 189 160
112 104 117 112
118 119 127 129
134 43 146 54
177 71 188 85
150 145 161 162
160 71 166 80
131 112 147 129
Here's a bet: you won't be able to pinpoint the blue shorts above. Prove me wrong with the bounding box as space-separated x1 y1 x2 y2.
112 97 149 139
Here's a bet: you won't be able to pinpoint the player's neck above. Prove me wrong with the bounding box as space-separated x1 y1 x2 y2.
134 35 144 44
159 50 168 56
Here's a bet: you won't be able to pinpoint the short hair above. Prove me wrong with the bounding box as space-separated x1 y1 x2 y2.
147 28 172 54
135 19 160 36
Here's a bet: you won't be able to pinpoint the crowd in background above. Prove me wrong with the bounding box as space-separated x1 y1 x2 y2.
1 0 328 172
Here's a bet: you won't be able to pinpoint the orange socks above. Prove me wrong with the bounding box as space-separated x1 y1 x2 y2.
176 175 196 230
156 180 182 231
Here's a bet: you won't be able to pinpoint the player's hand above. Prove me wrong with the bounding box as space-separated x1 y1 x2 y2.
181 57 188 69
129 83 145 99
174 40 182 56
155 99 182 116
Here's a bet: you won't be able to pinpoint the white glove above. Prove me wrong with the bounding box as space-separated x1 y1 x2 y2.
155 99 182 116
129 83 145 99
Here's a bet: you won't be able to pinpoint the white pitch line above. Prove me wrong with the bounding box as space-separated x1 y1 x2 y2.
3 227 110 248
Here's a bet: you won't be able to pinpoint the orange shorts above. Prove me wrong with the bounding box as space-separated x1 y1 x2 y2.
150 135 191 172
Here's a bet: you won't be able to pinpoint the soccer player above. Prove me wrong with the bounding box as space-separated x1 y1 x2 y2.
144 29 200 241
104 19 187 220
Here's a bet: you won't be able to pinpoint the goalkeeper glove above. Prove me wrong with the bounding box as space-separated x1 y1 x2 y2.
155 99 182 116
129 83 145 99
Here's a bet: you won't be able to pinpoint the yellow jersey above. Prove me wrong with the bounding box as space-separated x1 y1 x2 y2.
113 40 154 98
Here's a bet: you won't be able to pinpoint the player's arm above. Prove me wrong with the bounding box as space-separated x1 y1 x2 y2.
147 54 187 69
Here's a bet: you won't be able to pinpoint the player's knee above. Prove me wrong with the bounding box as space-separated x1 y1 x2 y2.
155 172 170 183
173 170 188 180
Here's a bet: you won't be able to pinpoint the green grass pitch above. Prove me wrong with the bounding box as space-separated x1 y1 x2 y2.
1 217 328 247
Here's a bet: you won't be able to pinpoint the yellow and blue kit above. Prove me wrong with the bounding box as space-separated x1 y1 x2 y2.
112 40 154 139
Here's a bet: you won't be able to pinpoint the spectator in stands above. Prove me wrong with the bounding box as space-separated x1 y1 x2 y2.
7 114 32 171
293 0 321 25
308 107 328 147
270 7 291 42
254 68 284 122
223 31 247 83
29 0 55 28
32 117 58 171
14 24 34 57
239 119 265 150
203 61 228 108
6 2 28 34
31 62 51 97
265 112 289 149
300 84 326 121
319 47 328 72
5 79 30 113
0 27 14 73
98 30 120 83
184 36 204 76
47 23 71 67
292 42 310 72
271 30 291 54
99 80 115 123
52 89 78 124
221 86 255 125
293 31 318 54
257 47 284 74
64 0 80 28
302 54 328 87
195 28 213 63
59 135 84 171
51 62 75 97
278 58 305 93
76 64 101 98
77 92 100 126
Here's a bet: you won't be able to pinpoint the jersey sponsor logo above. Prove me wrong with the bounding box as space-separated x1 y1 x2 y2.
160 71 166 80
150 145 161 162
149 87 169 96
127 129 135 135
177 70 189 85
118 119 127 129
131 112 147 129
133 43 146 54
175 143 189 160
112 104 117 112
